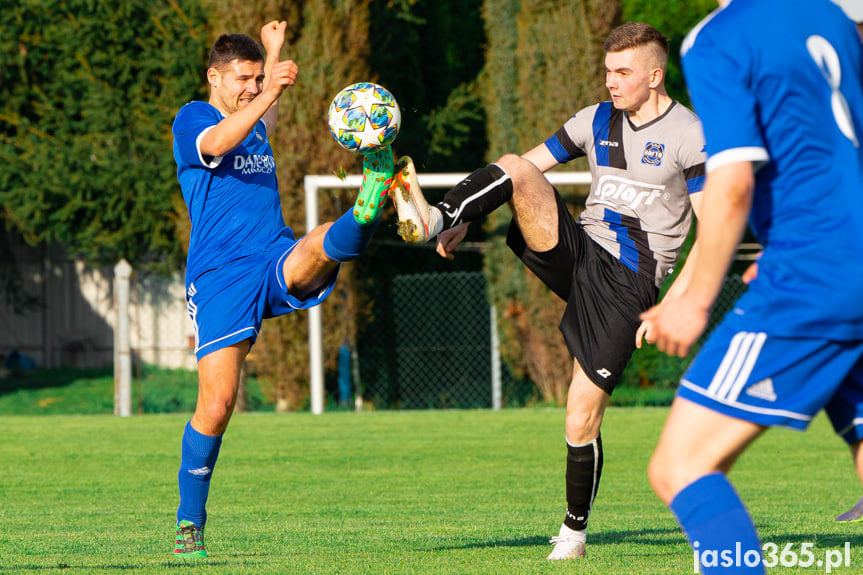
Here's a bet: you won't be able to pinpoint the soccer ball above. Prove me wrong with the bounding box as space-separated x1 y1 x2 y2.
327 82 401 154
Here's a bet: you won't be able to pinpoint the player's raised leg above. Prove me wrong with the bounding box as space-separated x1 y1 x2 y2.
391 155 439 242
392 152 558 249
297 146 394 272
500 153 559 253
392 157 516 243
277 146 395 301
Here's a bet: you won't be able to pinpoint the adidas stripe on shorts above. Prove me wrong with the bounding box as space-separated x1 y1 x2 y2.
678 310 863 444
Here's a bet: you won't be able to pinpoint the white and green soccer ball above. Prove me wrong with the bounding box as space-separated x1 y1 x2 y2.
327 82 401 154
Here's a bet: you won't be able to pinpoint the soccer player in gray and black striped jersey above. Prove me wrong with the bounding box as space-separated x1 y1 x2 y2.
392 21 705 560
552 98 705 288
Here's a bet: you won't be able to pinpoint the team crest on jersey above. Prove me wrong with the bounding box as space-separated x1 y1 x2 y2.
641 142 665 166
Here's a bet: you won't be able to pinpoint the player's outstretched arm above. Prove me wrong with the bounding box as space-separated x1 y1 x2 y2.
521 142 559 173
261 20 289 133
641 162 753 357
200 21 296 158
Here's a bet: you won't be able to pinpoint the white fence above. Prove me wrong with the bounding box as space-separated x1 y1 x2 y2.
0 239 196 372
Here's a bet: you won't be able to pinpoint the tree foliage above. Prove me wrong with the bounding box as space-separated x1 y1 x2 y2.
369 0 487 172
621 0 718 105
0 0 210 274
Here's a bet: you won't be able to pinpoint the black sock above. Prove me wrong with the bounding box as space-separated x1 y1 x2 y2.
563 434 603 531
436 163 512 230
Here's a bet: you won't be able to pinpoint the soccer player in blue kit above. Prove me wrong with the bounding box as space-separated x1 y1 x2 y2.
641 1 863 572
170 21 392 556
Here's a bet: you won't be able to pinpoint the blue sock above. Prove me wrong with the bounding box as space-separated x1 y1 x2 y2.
670 473 764 574
177 420 222 528
323 209 380 262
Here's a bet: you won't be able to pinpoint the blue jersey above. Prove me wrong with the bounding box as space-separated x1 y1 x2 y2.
682 0 863 340
173 101 292 283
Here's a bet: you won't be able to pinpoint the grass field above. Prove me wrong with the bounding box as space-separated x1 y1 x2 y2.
2 408 863 574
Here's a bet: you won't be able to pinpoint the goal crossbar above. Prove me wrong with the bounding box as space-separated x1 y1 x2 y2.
303 171 592 414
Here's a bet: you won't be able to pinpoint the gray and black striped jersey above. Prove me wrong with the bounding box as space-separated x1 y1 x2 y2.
544 101 706 287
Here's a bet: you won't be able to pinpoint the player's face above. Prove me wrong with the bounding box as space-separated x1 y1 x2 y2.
605 48 654 112
208 59 265 115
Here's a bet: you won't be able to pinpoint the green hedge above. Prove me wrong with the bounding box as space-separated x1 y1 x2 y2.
0 365 269 415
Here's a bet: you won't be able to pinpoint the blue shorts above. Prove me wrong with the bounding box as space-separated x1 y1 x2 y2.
678 312 863 444
186 236 339 361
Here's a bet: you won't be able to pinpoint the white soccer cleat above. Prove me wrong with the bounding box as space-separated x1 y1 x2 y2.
547 524 586 560
391 156 441 243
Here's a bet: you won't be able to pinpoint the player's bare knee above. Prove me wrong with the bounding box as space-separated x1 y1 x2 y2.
564 407 602 445
647 451 675 504
649 446 703 505
494 153 522 171
195 398 234 433
496 154 539 188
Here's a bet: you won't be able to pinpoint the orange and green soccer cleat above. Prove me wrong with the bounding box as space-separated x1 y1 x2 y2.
174 520 207 558
353 146 395 224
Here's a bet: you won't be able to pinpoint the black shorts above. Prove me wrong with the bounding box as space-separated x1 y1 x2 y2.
506 190 659 394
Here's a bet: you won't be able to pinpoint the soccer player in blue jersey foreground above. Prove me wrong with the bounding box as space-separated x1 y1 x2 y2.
642 1 863 572
170 21 392 557
393 22 706 559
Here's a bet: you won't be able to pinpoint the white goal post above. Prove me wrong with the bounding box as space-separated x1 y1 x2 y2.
304 170 592 414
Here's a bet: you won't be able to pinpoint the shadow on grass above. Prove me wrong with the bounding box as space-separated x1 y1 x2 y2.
6 556 269 570
754 523 863 549
1 561 226 571
162 560 231 569
430 527 686 551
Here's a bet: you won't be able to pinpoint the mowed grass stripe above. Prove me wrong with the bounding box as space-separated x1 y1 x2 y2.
1 409 861 574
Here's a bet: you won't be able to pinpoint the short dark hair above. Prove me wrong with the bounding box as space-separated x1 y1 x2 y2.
208 33 264 69
603 21 668 58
